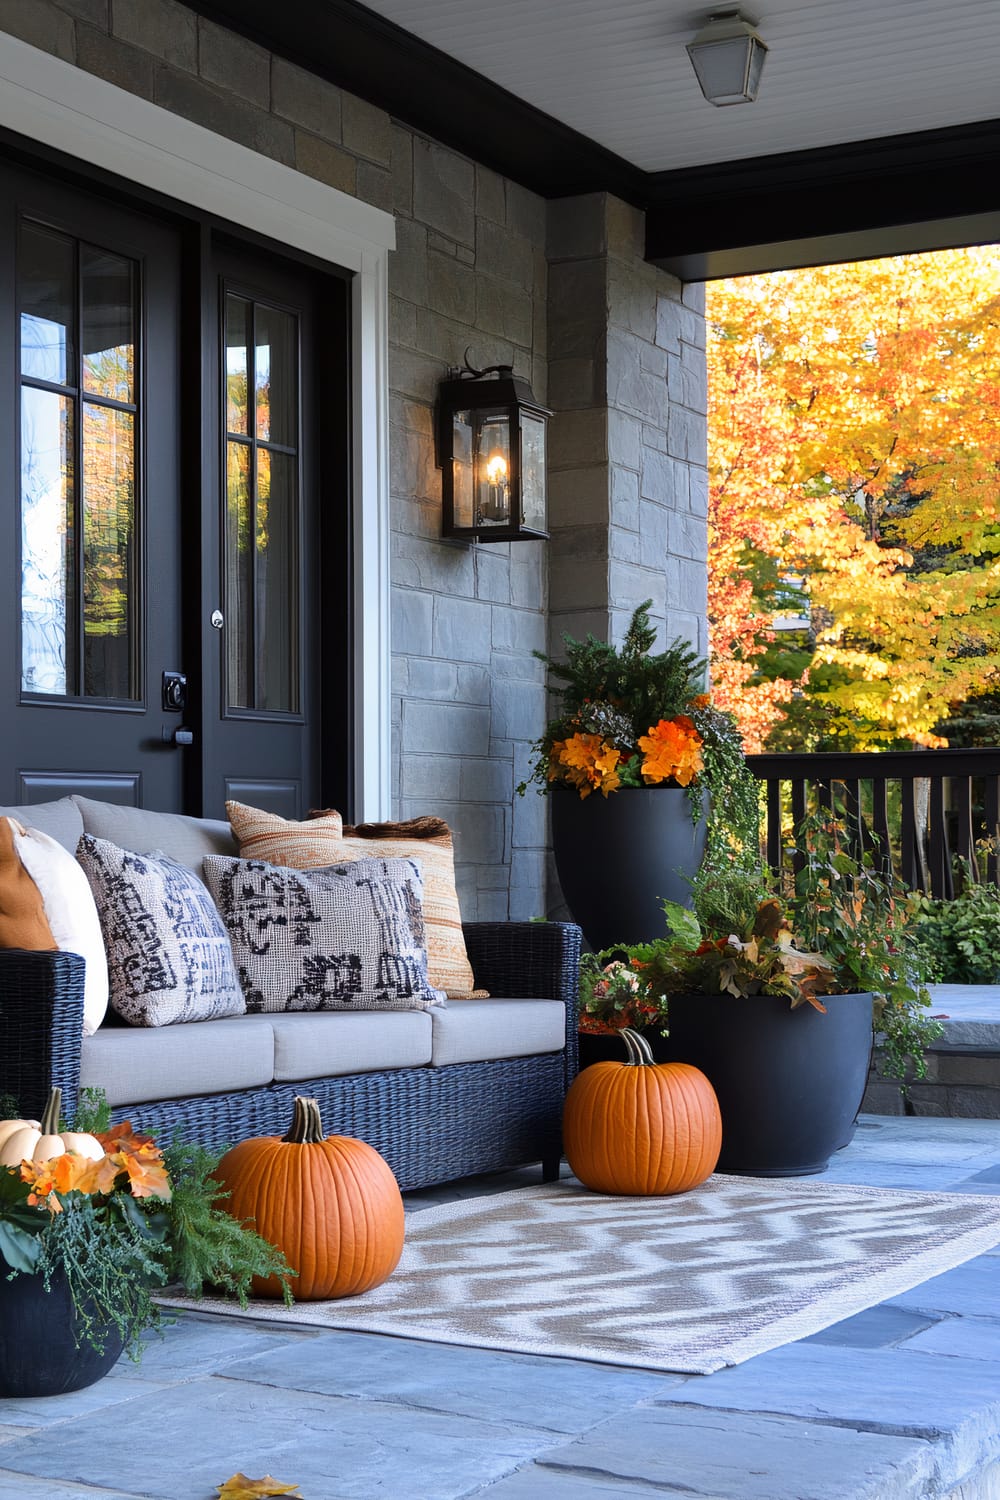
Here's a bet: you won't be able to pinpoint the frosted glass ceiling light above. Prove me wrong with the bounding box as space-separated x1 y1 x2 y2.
686 8 769 106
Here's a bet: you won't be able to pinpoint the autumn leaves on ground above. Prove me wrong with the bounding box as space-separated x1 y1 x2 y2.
707 247 1000 752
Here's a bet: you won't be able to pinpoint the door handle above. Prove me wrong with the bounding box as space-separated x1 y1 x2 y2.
162 726 194 747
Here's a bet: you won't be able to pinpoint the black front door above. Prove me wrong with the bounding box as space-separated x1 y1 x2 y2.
0 161 185 810
0 155 353 819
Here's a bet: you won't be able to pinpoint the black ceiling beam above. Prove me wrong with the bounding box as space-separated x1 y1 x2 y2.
644 120 1000 279
184 0 648 204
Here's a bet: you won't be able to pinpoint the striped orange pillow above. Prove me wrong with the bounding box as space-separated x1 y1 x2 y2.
225 803 344 869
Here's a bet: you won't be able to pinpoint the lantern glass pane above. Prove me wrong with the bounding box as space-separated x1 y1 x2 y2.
474 411 511 530
451 409 475 530
520 412 546 533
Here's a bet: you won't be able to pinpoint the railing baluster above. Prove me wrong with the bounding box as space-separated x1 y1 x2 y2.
953 777 975 888
871 778 892 881
986 776 1000 885
928 779 950 898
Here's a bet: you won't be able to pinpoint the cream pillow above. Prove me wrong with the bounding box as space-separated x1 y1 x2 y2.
11 822 109 1036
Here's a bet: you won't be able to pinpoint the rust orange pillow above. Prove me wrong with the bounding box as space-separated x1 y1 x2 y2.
0 816 57 952
225 802 344 868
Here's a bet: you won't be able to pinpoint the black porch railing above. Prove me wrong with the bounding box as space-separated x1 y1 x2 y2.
746 748 1000 898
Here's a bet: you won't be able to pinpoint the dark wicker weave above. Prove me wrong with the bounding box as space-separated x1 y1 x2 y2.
0 922 581 1191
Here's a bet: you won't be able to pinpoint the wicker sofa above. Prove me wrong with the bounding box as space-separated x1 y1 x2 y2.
0 797 581 1191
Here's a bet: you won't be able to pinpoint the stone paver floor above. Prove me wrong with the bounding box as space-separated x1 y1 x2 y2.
2 1114 1000 1499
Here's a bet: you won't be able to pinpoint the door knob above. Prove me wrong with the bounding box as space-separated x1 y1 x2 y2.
162 726 194 747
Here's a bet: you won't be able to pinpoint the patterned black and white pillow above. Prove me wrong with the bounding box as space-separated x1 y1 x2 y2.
76 835 245 1027
202 854 446 1013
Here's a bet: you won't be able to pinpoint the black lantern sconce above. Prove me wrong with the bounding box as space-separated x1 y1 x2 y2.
437 357 550 542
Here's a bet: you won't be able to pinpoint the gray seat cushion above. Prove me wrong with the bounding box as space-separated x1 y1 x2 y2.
269 1011 433 1081
72 796 237 873
0 798 85 854
80 1014 275 1106
430 999 566 1067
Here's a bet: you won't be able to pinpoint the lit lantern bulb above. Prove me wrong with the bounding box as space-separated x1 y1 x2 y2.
485 454 507 484
483 452 509 521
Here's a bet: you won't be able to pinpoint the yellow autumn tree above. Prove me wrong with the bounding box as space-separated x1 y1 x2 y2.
706 246 1000 750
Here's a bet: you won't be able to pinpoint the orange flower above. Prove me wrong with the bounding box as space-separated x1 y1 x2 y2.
690 693 711 709
550 733 622 798
637 716 704 787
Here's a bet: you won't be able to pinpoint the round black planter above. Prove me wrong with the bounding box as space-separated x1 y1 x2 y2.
551 786 708 952
0 1269 125 1397
578 991 873 1177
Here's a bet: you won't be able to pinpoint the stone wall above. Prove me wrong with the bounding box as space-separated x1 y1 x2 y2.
0 0 710 925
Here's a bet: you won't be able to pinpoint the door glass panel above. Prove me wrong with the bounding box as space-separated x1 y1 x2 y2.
256 448 298 713
20 389 75 695
223 291 300 715
18 219 140 701
19 224 75 386
82 247 135 403
255 304 296 446
225 439 253 709
226 295 250 436
82 404 135 698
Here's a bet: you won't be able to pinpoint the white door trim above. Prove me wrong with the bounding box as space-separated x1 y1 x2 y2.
0 32 394 819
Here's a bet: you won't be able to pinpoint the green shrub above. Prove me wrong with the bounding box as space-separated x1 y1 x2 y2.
912 879 1000 984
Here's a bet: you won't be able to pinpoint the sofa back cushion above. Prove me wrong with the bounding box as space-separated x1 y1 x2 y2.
203 854 446 1014
0 798 84 854
73 797 237 875
77 835 245 1027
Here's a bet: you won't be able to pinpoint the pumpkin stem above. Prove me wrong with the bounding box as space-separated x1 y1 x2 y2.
620 1028 656 1067
282 1096 327 1145
39 1087 62 1135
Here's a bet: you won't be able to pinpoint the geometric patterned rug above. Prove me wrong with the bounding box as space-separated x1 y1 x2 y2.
163 1176 1000 1374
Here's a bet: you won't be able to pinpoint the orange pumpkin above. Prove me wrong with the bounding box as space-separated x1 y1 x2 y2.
215 1096 405 1299
563 1029 721 1195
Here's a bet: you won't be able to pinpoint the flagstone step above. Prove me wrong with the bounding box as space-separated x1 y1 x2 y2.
864 985 1000 1120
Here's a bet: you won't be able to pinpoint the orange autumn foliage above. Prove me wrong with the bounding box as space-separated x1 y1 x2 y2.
706 246 1000 749
637 716 704 786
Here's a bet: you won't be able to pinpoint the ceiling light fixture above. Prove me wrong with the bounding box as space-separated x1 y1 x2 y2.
686 7 769 106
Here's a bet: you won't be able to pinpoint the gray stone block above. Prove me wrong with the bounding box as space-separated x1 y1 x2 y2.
491 676 546 741
606 195 645 260
638 500 669 556
607 409 644 468
76 25 155 98
451 803 506 864
609 561 666 617
507 181 546 244
390 345 447 404
390 216 429 307
460 757 512 803
154 68 294 164
802 1304 940 1350
688 464 709 516
402 700 491 757
608 263 657 343
549 410 608 470
428 249 477 326
114 0 196 71
413 137 475 247
455 665 492 704
342 91 392 165
270 54 341 138
905 1314 1000 1362
198 17 269 107
390 421 439 504
390 293 418 349
391 123 413 215
474 550 511 604
356 161 393 213
548 522 609 565
492 606 547 656
607 334 667 424
511 545 547 610
293 128 356 192
1 0 75 59
391 587 434 655
433 595 493 664
476 164 507 225
668 350 708 414
59 0 108 25
547 193 607 261
668 403 708 464
475 887 511 921
400 754 461 801
476 219 536 288
548 467 609 529
948 1087 1000 1119
547 357 599 410
406 657 460 700
476 276 534 347
417 306 516 371
609 527 643 564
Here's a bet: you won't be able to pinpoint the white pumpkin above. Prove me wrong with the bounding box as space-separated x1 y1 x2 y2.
0 1088 104 1167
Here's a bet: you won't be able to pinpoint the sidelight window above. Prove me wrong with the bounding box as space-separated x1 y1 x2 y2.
18 222 138 701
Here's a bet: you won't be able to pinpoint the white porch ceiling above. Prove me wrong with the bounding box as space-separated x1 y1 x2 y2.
358 0 1000 174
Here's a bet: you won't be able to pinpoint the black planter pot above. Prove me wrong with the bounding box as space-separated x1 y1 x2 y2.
0 1269 125 1397
579 991 873 1177
551 786 708 952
